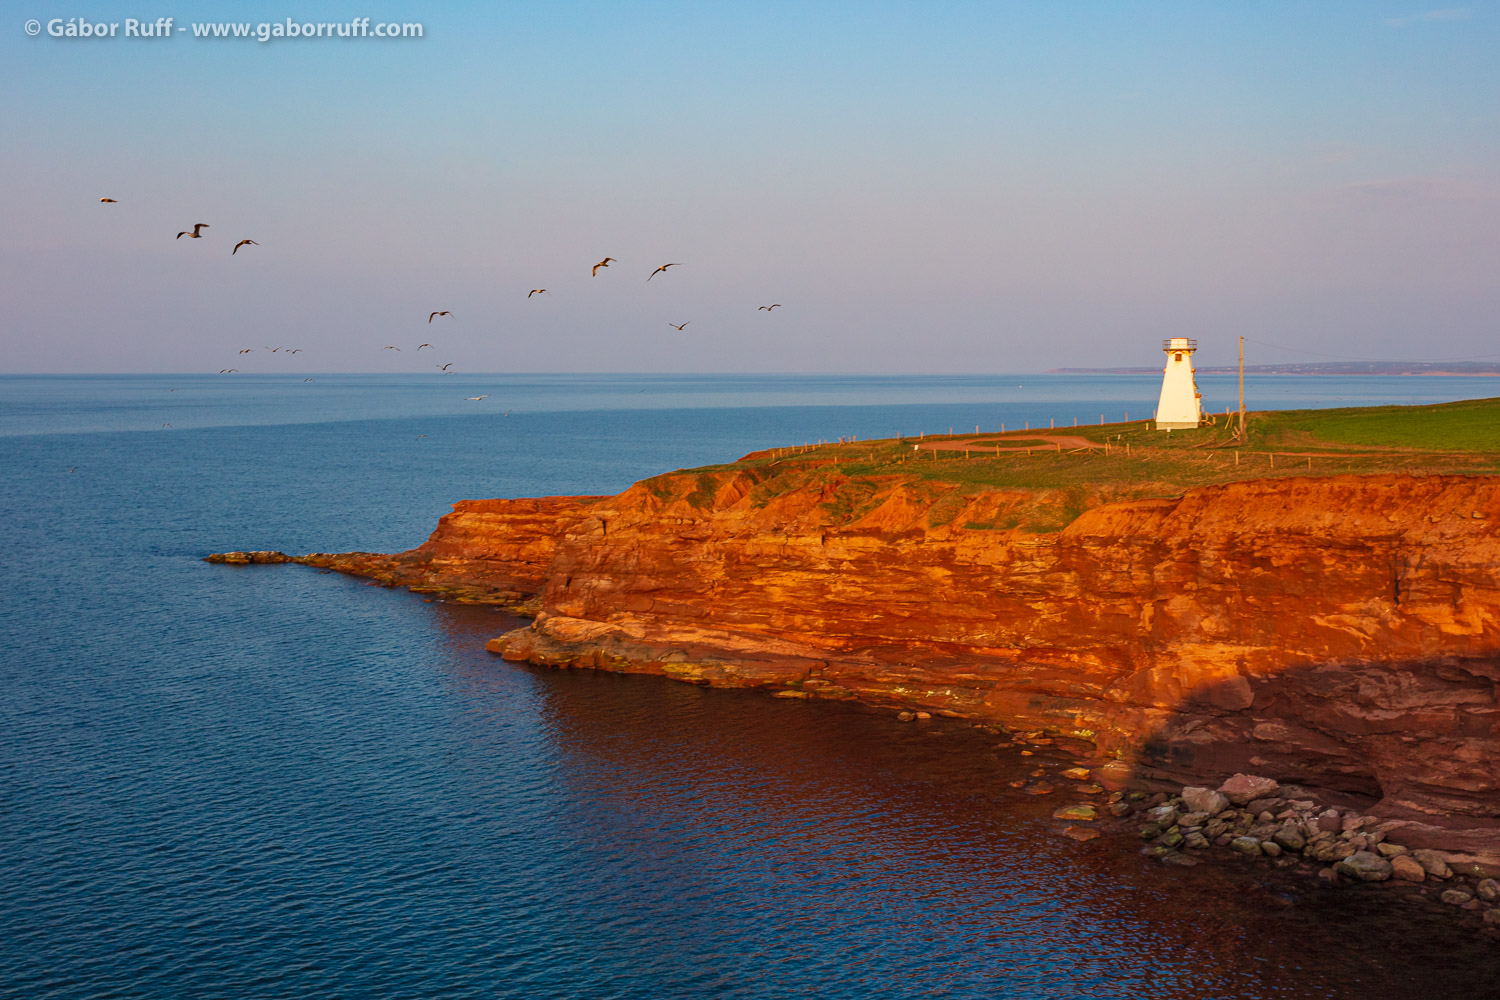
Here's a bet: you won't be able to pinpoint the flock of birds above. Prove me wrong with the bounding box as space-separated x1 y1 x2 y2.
98 197 788 399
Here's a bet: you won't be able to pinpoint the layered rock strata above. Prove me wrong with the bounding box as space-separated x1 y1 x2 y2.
301 496 605 612
304 470 1500 867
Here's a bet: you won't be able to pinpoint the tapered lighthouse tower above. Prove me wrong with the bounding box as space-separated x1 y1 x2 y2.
1156 337 1202 430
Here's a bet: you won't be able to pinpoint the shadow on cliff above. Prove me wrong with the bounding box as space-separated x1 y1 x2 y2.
1117 653 1500 863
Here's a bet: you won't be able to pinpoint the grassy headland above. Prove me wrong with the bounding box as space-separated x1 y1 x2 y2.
641 397 1500 531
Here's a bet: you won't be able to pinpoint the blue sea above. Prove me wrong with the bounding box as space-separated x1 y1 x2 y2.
4 373 1499 999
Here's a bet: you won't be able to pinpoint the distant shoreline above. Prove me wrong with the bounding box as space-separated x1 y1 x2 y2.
1051 363 1500 376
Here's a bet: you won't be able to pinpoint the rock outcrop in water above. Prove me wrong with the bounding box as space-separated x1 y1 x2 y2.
205 550 293 565
300 468 1500 869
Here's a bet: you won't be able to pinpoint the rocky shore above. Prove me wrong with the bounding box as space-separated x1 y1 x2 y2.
981 724 1500 937
1113 772 1489 887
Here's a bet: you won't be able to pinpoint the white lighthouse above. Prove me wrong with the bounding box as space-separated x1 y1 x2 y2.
1155 337 1202 430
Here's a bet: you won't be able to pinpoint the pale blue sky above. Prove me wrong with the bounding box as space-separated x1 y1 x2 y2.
3 2 1497 372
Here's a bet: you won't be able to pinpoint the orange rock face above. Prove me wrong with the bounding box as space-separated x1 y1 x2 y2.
312 472 1500 865
300 496 606 611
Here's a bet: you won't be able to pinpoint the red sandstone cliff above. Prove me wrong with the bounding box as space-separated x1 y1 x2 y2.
305 471 1500 866
303 495 605 611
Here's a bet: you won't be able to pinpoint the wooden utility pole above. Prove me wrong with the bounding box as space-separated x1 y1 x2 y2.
1237 335 1246 443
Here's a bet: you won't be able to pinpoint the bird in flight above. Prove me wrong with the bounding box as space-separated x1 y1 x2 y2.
647 263 682 281
303 378 314 382
219 369 237 374
265 347 281 352
383 346 401 351
503 410 511 417
99 198 117 203
429 311 453 323
758 304 782 311
232 239 259 255
528 289 548 298
466 395 489 401
438 363 454 371
669 322 689 331
176 223 209 239
288 348 302 354
238 348 252 354
417 343 432 351
592 257 616 276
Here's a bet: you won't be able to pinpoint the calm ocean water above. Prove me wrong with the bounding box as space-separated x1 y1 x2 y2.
4 373 1499 999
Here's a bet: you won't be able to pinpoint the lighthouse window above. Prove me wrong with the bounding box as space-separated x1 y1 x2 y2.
1174 352 1183 362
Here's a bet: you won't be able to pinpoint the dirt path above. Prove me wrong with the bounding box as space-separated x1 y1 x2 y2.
913 435 1103 453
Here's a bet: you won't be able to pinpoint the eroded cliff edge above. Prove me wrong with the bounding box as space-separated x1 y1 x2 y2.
302 469 1500 866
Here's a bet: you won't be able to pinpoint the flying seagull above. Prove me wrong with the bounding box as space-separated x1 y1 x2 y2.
647 263 682 281
669 322 689 331
303 378 314 382
219 369 237 373
232 239 259 255
417 343 432 351
466 395 489 401
99 198 117 203
238 349 252 354
383 346 401 351
758 304 782 311
439 363 453 371
429 311 453 323
176 223 209 239
288 348 302 354
592 257 616 276
528 289 548 298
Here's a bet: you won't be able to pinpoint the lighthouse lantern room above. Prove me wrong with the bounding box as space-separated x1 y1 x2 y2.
1155 337 1203 430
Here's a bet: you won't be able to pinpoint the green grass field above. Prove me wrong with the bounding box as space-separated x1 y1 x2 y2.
643 396 1500 531
1255 396 1500 452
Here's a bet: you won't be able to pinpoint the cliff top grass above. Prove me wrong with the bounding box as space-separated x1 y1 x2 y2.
645 396 1500 530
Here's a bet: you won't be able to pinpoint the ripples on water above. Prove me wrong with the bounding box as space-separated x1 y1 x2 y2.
3 375 1498 998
